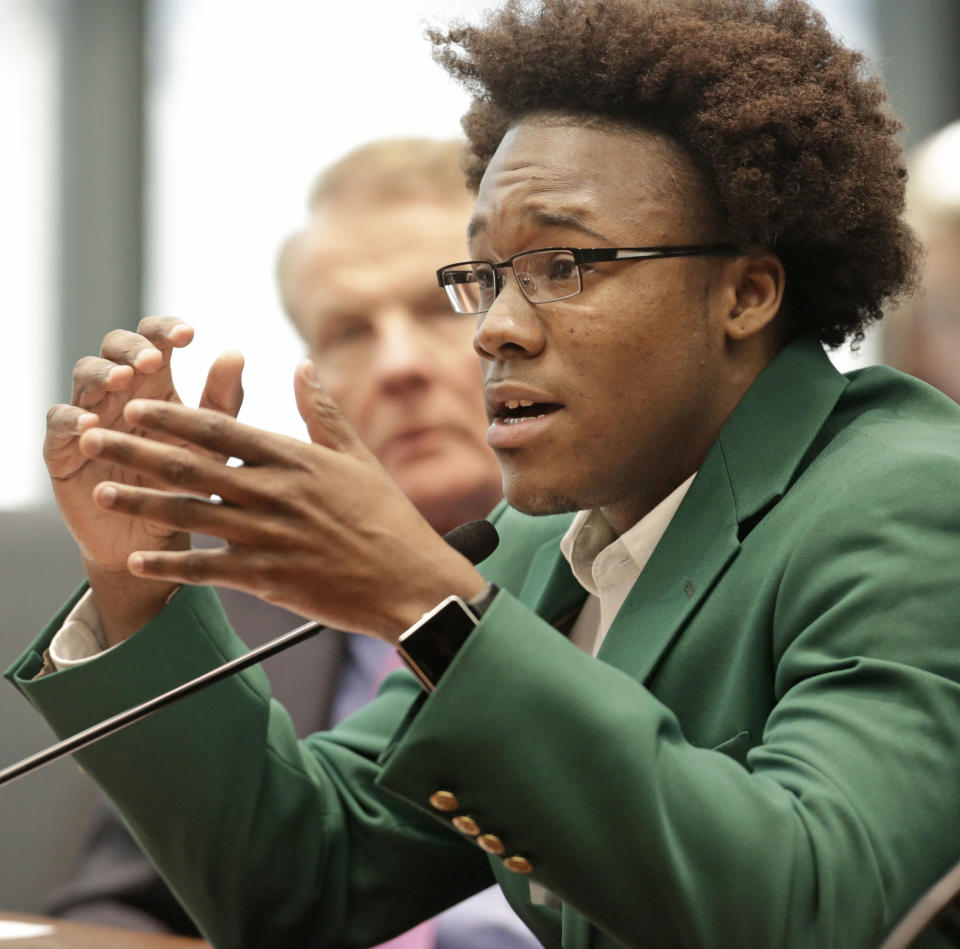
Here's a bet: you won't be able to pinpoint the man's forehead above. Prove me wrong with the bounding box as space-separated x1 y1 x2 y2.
467 118 699 245
310 196 474 247
286 198 474 315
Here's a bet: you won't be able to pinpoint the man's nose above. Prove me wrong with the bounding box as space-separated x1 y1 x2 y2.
473 279 547 362
371 311 432 391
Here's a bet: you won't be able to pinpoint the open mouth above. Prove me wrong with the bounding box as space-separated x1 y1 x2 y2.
498 399 563 425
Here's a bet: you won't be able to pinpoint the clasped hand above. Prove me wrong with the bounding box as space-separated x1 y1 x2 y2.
75 353 485 643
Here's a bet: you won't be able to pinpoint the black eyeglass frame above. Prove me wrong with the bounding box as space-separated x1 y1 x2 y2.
436 243 740 314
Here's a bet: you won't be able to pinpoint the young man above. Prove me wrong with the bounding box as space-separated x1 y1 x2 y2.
9 1 960 947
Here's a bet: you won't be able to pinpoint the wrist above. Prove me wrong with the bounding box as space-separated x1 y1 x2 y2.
83 558 180 647
383 556 487 645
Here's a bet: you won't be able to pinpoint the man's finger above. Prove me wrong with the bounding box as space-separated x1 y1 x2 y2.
98 320 192 375
44 405 100 472
71 357 135 406
293 359 366 456
199 350 245 419
134 317 195 353
93 482 245 538
99 331 162 375
79 426 255 502
127 545 238 586
120 400 301 468
127 546 273 597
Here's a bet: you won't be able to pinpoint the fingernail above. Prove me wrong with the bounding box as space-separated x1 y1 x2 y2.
128 554 145 574
125 400 144 421
106 366 131 384
75 413 98 433
83 430 104 453
99 485 117 508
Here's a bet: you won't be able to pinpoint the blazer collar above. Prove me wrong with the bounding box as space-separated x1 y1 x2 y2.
716 334 849 529
520 335 849 681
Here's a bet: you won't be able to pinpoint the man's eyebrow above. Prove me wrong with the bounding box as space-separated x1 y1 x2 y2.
528 208 612 242
466 207 613 246
466 216 486 241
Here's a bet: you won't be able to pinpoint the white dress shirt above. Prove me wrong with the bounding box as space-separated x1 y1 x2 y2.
560 474 695 657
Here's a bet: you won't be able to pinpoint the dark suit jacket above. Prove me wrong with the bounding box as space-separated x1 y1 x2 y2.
9 336 960 948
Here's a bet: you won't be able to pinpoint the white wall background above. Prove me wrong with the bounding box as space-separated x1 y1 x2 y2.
146 0 490 440
0 0 58 508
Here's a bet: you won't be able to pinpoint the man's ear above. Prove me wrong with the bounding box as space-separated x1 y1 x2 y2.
723 253 785 341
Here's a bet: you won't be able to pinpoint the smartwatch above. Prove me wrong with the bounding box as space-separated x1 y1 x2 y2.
396 583 499 691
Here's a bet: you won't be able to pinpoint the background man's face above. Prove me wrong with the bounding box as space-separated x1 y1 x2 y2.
285 196 502 534
470 119 736 530
897 224 960 402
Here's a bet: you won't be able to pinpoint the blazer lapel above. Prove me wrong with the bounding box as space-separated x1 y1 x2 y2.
598 335 849 684
596 443 740 681
520 532 587 625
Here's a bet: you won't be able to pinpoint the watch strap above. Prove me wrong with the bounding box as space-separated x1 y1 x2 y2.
396 583 499 691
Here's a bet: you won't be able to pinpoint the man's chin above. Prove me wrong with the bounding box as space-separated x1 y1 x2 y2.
504 488 584 518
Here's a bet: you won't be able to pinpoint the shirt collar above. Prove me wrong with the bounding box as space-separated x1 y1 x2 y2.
559 474 696 597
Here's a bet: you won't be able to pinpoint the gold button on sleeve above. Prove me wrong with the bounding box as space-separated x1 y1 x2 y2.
452 815 480 836
428 790 459 812
503 855 534 874
476 833 505 855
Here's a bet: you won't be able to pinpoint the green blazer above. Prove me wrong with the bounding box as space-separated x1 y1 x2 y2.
8 336 960 949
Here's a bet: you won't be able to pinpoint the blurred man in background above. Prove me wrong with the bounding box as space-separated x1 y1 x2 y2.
47 138 529 949
882 120 960 400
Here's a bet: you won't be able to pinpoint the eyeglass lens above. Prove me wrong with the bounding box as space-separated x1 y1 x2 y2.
440 249 582 314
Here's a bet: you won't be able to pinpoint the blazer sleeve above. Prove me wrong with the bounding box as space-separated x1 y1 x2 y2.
41 585 340 937
6 586 493 949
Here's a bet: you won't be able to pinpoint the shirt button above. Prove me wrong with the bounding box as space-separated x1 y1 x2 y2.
428 791 459 812
452 815 480 836
476 834 505 855
503 855 534 874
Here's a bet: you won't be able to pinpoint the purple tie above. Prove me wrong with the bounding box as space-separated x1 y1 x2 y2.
373 920 436 949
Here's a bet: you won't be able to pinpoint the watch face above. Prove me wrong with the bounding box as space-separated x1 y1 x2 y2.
398 596 478 690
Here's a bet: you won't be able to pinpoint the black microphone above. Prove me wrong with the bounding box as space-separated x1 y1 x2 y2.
439 518 499 566
0 520 499 789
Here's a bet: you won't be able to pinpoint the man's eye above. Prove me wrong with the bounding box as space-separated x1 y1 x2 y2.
319 318 370 349
547 257 577 280
473 267 495 291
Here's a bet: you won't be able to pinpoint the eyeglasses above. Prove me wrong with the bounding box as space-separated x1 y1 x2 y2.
436 244 739 315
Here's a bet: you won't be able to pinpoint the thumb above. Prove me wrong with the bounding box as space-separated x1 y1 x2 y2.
199 350 245 418
294 359 364 455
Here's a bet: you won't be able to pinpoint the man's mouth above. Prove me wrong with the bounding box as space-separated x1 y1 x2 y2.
498 399 563 424
484 385 565 447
